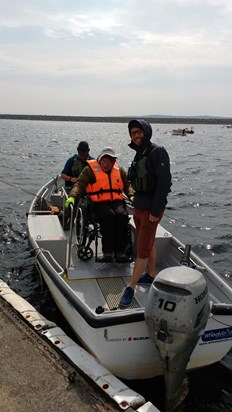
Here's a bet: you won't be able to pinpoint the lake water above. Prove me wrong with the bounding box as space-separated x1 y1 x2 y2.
0 119 231 411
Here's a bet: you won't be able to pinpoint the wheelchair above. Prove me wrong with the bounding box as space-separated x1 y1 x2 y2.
75 197 134 263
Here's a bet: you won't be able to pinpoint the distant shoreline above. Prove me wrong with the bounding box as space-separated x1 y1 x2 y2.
0 113 232 125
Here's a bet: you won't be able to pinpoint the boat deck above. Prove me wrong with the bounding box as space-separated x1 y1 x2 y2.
64 220 232 313
65 224 170 312
66 258 154 310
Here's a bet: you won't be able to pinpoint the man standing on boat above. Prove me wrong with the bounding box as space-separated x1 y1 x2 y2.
119 120 172 307
65 147 134 262
61 141 94 193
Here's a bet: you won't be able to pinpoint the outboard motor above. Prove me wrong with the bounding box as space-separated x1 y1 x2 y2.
145 265 210 411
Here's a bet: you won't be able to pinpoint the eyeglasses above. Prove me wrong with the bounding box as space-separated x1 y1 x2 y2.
130 129 144 138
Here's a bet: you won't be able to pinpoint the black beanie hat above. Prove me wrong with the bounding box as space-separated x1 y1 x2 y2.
77 141 89 152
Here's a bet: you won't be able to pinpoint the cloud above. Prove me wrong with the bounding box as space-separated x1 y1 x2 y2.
1 0 232 116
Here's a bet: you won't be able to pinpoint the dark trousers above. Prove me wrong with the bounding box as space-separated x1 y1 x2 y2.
94 201 129 255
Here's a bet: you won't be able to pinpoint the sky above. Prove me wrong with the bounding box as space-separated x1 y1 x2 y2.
1 0 232 117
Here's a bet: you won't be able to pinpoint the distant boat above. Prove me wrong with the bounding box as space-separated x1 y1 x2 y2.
222 124 232 129
172 128 187 136
185 126 195 134
172 127 194 136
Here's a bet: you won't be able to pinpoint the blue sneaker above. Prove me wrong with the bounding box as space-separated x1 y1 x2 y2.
119 287 134 307
138 273 154 284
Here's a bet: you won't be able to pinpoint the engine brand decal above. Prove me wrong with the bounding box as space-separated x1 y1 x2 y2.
131 336 150 341
201 327 232 342
195 286 208 304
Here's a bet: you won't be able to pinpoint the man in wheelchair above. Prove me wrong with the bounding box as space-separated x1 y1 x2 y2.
65 147 134 263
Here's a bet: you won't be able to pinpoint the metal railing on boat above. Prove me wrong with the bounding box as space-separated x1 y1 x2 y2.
67 203 74 268
59 186 74 268
36 249 64 277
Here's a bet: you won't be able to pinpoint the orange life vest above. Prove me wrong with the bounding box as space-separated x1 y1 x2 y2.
86 160 124 202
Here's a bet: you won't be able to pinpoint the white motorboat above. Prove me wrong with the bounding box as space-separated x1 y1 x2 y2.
172 128 187 136
27 176 232 407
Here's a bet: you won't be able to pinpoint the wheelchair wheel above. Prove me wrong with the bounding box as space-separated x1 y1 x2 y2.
76 205 88 246
78 246 93 261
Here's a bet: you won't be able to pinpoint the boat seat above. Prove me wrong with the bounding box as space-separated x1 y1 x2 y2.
28 214 67 268
50 192 65 208
155 225 172 266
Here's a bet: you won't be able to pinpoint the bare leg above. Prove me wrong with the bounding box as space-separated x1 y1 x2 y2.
128 257 148 289
147 243 157 277
128 243 157 289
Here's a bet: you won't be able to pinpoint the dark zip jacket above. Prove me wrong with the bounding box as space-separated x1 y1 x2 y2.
128 119 172 217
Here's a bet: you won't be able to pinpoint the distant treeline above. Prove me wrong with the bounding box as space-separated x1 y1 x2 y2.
0 113 232 125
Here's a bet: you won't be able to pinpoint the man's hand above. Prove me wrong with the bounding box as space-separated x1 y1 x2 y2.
149 214 160 223
65 197 75 208
70 177 78 184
